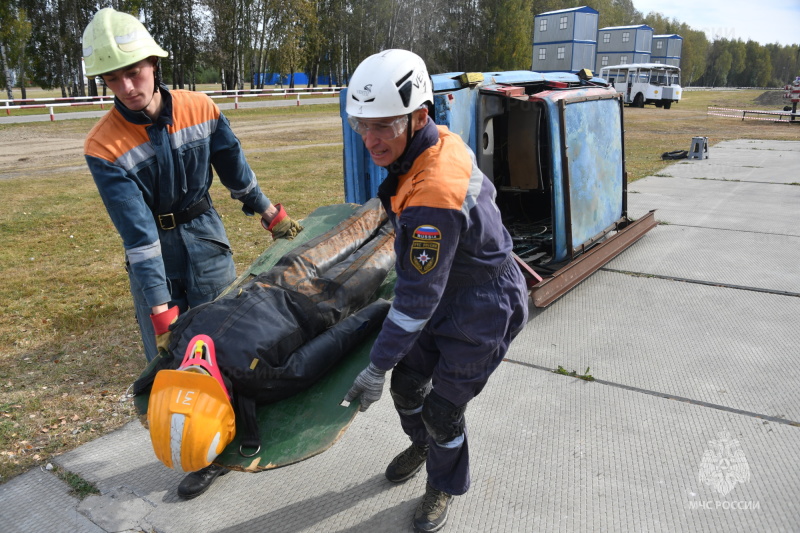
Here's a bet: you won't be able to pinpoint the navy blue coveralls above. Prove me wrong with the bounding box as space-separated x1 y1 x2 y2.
371 118 529 495
85 86 273 361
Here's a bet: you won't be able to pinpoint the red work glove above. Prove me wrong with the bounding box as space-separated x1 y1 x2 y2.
150 306 179 354
260 203 303 240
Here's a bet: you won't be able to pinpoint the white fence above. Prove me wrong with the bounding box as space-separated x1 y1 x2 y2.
1 86 344 120
707 106 799 122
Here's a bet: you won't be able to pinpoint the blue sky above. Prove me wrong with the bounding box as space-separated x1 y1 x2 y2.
633 0 799 46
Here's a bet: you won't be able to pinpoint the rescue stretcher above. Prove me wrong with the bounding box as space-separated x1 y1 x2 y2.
135 202 397 472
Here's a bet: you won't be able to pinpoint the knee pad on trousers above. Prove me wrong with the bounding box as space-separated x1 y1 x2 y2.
390 364 431 414
422 390 466 445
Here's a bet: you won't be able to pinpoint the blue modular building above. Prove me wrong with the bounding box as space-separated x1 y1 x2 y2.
531 6 599 73
595 24 654 72
651 34 683 67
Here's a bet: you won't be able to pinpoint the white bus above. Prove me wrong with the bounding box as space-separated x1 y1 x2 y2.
599 63 682 109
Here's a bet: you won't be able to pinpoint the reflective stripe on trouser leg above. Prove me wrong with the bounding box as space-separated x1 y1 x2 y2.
426 426 470 496
422 389 470 495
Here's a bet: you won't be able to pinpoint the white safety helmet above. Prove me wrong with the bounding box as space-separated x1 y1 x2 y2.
346 49 433 119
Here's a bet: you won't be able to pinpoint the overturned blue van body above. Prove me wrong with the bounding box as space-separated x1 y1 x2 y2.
340 70 655 306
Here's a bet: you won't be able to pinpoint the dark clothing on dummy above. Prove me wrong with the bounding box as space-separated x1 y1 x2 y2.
135 199 395 408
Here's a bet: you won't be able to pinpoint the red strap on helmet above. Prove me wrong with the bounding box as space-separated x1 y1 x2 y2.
178 335 231 400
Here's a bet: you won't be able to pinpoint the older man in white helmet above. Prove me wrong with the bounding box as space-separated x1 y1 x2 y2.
343 49 529 532
81 7 302 499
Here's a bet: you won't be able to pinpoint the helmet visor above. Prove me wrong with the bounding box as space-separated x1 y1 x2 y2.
347 115 408 140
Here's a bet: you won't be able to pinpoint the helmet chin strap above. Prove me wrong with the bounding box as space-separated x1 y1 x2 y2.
391 112 415 169
153 58 162 94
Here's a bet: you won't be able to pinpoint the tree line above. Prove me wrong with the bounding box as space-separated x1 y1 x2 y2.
1 0 798 100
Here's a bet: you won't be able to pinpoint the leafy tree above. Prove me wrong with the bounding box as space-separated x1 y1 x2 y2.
484 0 534 71
745 40 771 86
677 26 708 86
0 2 32 99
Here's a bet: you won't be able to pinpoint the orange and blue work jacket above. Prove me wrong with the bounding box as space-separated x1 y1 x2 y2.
371 119 518 370
84 86 271 308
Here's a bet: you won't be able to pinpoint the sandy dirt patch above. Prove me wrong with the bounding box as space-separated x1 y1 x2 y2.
0 114 342 180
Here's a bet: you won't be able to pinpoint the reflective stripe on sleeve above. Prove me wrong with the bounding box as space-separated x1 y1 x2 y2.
227 171 258 199
387 305 428 333
125 241 162 265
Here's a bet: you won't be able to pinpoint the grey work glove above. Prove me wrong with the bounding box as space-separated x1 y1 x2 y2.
343 363 387 411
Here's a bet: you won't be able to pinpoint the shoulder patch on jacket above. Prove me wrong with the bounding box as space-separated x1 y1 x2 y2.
410 225 441 274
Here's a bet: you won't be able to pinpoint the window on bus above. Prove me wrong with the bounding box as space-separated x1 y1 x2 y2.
638 70 650 83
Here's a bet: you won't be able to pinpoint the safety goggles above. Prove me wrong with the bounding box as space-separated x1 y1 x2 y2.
347 115 408 140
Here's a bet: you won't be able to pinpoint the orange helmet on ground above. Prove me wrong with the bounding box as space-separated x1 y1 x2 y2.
147 335 235 472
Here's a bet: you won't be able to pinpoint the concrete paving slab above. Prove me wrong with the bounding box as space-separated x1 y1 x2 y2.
721 139 800 151
627 177 799 236
628 139 800 235
50 358 800 533
0 468 105 533
658 140 800 183
605 224 800 294
518 270 800 423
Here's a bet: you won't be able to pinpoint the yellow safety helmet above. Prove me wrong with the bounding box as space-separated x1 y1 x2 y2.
82 7 168 77
147 335 235 473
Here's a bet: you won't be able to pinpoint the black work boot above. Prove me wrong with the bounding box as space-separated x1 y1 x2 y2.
385 443 429 483
177 464 230 499
413 482 453 532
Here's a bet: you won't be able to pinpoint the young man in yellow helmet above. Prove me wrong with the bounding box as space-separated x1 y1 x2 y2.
343 49 529 532
82 7 302 499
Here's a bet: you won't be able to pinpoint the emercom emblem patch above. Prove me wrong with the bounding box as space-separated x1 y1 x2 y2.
410 225 441 274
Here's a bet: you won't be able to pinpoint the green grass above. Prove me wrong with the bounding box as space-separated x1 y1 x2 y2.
554 366 596 381
54 466 100 499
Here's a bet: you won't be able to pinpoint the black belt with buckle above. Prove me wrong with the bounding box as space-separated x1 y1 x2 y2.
156 196 212 230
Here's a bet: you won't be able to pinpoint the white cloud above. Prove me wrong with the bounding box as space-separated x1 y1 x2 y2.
633 0 799 46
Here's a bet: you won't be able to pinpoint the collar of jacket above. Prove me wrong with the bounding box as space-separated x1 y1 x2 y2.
379 117 439 198
114 83 174 128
